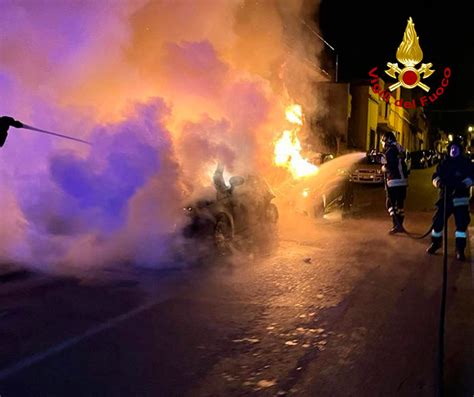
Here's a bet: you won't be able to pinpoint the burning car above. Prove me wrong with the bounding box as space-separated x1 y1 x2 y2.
299 167 353 218
287 153 354 218
182 169 278 255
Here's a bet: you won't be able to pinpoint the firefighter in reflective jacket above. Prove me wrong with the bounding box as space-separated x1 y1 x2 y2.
427 137 473 261
381 131 409 234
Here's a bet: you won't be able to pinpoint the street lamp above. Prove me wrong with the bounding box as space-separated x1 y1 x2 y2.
468 126 473 133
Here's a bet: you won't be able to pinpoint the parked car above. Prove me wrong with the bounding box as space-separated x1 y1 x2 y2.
429 150 442 164
182 174 278 255
311 171 353 217
410 150 429 169
423 150 433 166
350 152 384 184
288 153 353 218
469 151 474 163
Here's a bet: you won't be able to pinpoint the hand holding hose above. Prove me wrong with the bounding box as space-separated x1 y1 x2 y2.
433 177 444 189
0 115 91 147
0 116 23 147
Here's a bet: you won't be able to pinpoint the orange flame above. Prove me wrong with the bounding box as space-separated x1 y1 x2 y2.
274 104 318 179
285 104 303 125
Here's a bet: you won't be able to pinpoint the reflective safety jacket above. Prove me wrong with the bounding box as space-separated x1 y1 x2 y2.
432 154 473 205
382 143 409 188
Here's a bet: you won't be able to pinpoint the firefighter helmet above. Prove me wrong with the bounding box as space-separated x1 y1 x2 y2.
382 131 396 144
447 135 464 154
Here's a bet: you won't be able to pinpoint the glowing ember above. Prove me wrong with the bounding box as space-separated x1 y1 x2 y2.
274 104 318 178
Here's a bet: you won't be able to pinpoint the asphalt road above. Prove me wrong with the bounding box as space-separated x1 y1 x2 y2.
0 166 473 397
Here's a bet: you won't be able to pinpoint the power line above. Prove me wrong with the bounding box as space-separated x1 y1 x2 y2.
300 18 335 51
282 42 328 77
299 18 338 83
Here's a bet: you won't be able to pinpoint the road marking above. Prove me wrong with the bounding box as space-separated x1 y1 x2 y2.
0 298 163 381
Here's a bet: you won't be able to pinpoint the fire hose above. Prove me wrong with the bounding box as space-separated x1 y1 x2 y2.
384 178 433 240
438 185 448 397
387 181 448 396
399 220 433 239
21 124 92 145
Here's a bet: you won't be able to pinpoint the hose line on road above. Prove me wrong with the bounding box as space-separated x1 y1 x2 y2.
384 178 433 240
384 177 448 395
388 184 447 395
400 224 433 239
437 186 448 397
387 183 447 395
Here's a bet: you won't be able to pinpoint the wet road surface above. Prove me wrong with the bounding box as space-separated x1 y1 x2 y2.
0 166 473 396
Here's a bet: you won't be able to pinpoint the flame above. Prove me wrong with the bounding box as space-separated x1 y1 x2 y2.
396 17 423 67
285 104 303 125
274 104 318 179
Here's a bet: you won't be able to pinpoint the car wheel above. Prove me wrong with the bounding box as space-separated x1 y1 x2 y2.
214 214 234 256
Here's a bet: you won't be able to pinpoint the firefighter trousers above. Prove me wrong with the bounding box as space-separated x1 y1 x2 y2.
386 185 407 222
431 198 470 251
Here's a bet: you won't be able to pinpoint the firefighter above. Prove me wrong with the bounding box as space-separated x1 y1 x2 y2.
381 131 409 234
0 116 23 147
427 137 473 261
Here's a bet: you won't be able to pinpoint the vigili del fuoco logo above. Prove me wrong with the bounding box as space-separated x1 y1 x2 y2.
368 17 451 109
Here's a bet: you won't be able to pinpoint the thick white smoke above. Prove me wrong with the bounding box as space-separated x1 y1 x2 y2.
0 0 324 269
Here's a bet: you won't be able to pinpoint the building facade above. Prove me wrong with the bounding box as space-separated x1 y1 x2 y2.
348 78 429 152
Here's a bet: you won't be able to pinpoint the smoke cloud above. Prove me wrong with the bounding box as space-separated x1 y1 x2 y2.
0 0 324 270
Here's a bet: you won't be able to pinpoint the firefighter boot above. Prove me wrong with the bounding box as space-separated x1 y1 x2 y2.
398 214 405 231
426 236 442 255
389 215 403 234
455 237 466 261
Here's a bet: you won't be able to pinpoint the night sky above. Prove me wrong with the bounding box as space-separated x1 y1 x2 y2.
319 0 474 134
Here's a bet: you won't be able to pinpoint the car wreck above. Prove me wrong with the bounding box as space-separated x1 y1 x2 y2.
182 164 278 255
